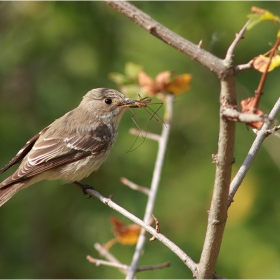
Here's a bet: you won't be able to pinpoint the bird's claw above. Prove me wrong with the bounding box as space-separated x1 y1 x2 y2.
73 181 95 198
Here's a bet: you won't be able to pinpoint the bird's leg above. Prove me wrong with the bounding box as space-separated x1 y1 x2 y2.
73 181 94 198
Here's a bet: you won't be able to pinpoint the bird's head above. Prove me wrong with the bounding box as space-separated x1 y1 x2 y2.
80 88 138 127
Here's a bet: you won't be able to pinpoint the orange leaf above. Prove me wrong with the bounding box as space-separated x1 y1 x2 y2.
110 216 141 246
165 74 192 95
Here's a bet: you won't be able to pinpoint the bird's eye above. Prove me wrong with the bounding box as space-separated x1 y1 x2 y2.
104 98 112 105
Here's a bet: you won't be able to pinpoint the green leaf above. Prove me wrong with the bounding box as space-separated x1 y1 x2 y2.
124 62 143 80
247 7 280 30
270 55 280 71
247 14 263 30
108 72 129 85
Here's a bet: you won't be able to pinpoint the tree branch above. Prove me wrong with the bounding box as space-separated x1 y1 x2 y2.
235 60 253 72
224 21 249 65
222 108 270 124
228 98 280 207
129 128 161 142
86 187 197 274
103 1 261 278
103 0 227 78
197 76 236 279
87 255 170 273
126 94 174 279
121 177 150 195
252 37 280 112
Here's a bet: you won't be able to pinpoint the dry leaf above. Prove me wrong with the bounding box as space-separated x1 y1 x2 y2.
241 97 264 128
138 71 159 95
139 70 192 96
155 71 172 92
165 74 192 95
110 216 141 246
253 54 280 73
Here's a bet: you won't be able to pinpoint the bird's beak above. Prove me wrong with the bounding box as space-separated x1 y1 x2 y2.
119 98 138 108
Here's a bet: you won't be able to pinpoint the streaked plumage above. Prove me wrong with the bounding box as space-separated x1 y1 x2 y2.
0 88 138 206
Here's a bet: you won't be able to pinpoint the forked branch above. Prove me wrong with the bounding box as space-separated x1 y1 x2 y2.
86 187 197 274
228 98 280 207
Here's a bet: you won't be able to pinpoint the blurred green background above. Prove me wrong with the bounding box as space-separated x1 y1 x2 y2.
1 1 280 278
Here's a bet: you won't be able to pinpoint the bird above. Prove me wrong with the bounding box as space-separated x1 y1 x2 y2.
0 88 139 207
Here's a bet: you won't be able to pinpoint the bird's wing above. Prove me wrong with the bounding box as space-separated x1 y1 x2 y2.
0 126 50 175
0 123 112 187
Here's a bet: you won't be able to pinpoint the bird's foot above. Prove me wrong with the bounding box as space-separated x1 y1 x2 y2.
73 181 94 198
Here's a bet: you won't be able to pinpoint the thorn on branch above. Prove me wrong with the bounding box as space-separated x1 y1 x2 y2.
252 125 280 137
211 154 218 164
150 214 160 241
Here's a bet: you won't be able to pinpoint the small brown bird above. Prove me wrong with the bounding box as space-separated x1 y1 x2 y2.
0 88 139 207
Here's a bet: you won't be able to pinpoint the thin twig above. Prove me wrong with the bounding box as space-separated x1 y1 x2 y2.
252 125 280 137
87 255 128 270
252 37 280 112
103 0 226 78
120 177 150 195
228 98 280 207
94 243 120 262
224 20 249 65
235 60 253 72
87 256 170 273
135 262 171 272
86 188 197 274
94 243 126 274
129 128 161 142
126 94 174 279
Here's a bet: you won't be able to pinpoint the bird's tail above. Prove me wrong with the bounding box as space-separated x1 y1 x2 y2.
0 183 23 207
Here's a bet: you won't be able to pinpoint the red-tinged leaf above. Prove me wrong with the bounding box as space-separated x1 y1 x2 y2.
241 97 264 128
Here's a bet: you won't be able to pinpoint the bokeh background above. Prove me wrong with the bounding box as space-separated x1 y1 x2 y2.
1 1 280 278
